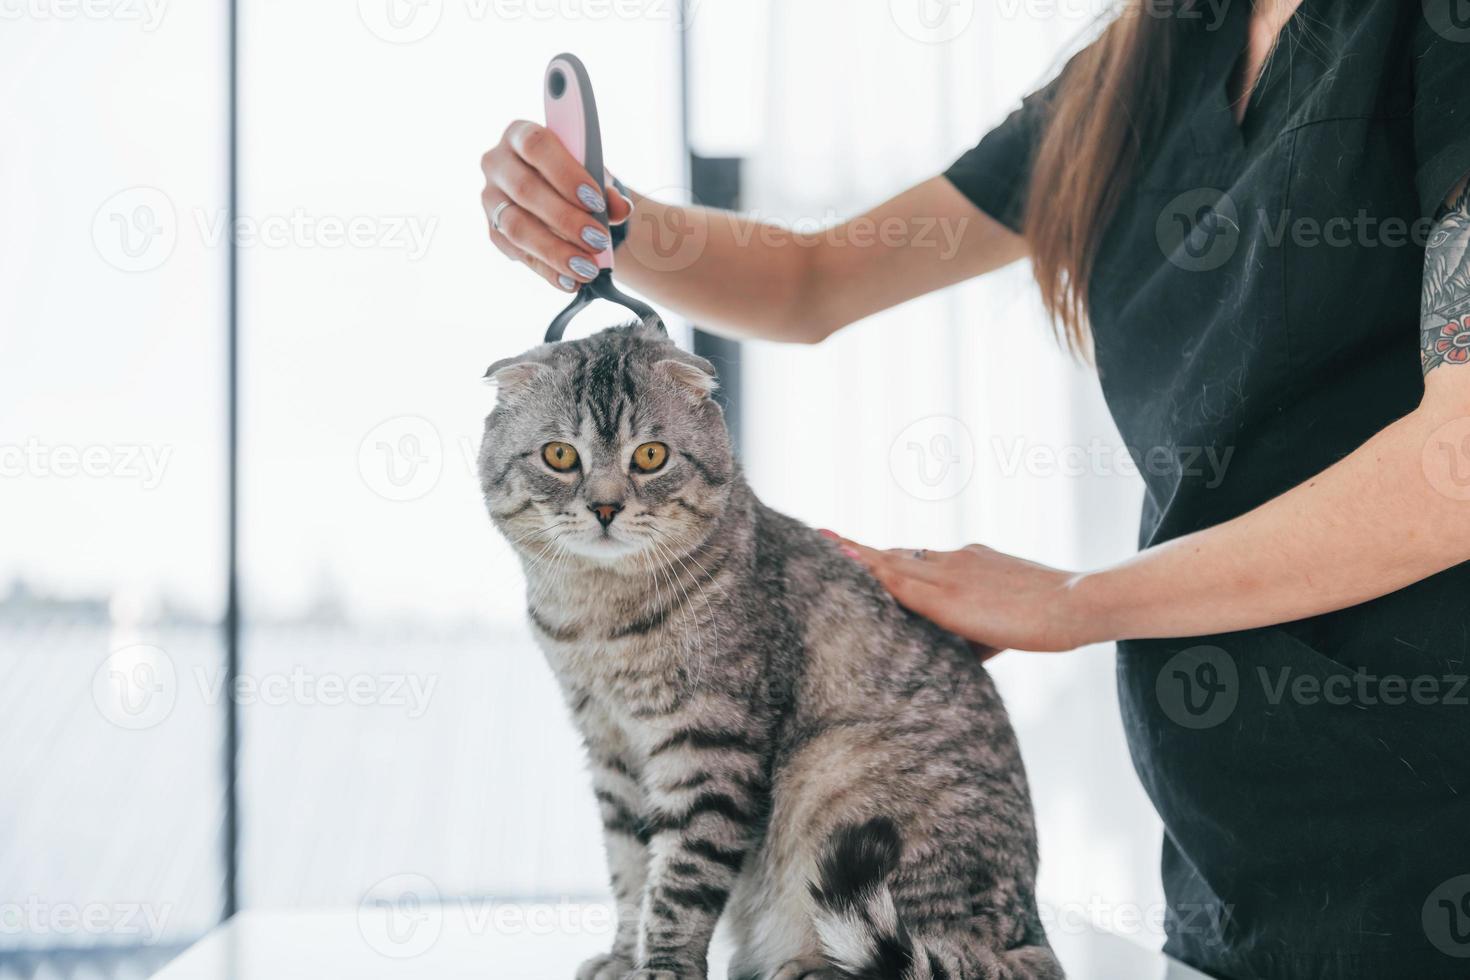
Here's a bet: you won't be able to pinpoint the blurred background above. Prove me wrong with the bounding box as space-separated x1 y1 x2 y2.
0 0 1164 976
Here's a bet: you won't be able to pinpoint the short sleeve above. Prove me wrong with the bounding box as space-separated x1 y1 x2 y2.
942 71 1066 234
1413 5 1470 214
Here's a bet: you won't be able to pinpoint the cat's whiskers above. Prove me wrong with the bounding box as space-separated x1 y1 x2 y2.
643 527 723 677
636 534 700 664
504 517 574 552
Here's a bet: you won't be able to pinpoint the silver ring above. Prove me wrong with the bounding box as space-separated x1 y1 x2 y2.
912 549 927 561
490 200 511 234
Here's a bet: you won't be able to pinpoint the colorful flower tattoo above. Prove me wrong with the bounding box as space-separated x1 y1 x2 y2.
1422 179 1470 376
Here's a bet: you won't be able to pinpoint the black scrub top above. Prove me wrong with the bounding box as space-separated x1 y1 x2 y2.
946 3 1470 979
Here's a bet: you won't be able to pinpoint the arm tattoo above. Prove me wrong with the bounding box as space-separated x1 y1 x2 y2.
1421 178 1470 376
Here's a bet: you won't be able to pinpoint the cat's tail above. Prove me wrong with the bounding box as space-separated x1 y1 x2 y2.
808 818 1061 980
808 817 936 980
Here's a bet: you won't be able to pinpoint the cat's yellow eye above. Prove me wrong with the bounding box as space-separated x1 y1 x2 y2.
631 442 668 473
542 442 579 472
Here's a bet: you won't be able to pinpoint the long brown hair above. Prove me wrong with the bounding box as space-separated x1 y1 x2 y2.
1023 4 1177 354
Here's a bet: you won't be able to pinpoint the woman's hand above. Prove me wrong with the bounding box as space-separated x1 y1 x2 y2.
480 120 634 292
824 533 1098 657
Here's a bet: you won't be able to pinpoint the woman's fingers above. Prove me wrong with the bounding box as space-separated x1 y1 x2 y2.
482 120 622 290
821 532 952 585
605 176 634 224
485 196 600 286
505 120 606 212
494 154 611 253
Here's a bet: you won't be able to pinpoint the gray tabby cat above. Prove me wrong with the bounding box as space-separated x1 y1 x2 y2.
479 321 1061 980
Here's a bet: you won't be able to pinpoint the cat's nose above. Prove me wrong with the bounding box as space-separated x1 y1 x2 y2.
588 501 623 528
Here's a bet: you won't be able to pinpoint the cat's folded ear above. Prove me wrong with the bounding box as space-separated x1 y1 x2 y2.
655 350 718 398
483 353 548 398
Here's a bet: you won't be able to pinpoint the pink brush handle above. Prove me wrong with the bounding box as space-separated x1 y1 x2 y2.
545 54 613 271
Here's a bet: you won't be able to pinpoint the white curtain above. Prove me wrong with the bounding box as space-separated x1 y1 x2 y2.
735 0 1170 949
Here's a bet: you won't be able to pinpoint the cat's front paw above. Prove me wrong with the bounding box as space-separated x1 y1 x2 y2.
576 953 633 980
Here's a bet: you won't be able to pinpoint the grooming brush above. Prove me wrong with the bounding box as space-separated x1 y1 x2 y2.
541 53 664 342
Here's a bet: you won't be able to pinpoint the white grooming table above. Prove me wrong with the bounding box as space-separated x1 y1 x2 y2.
151 906 1212 979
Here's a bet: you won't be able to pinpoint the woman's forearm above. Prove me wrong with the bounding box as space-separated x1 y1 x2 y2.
1077 388 1470 643
614 176 1026 344
611 192 825 342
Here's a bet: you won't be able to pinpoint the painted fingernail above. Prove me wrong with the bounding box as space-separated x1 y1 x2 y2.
557 274 577 290
576 184 606 212
581 226 611 251
840 546 861 560
568 256 598 279
817 529 840 541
